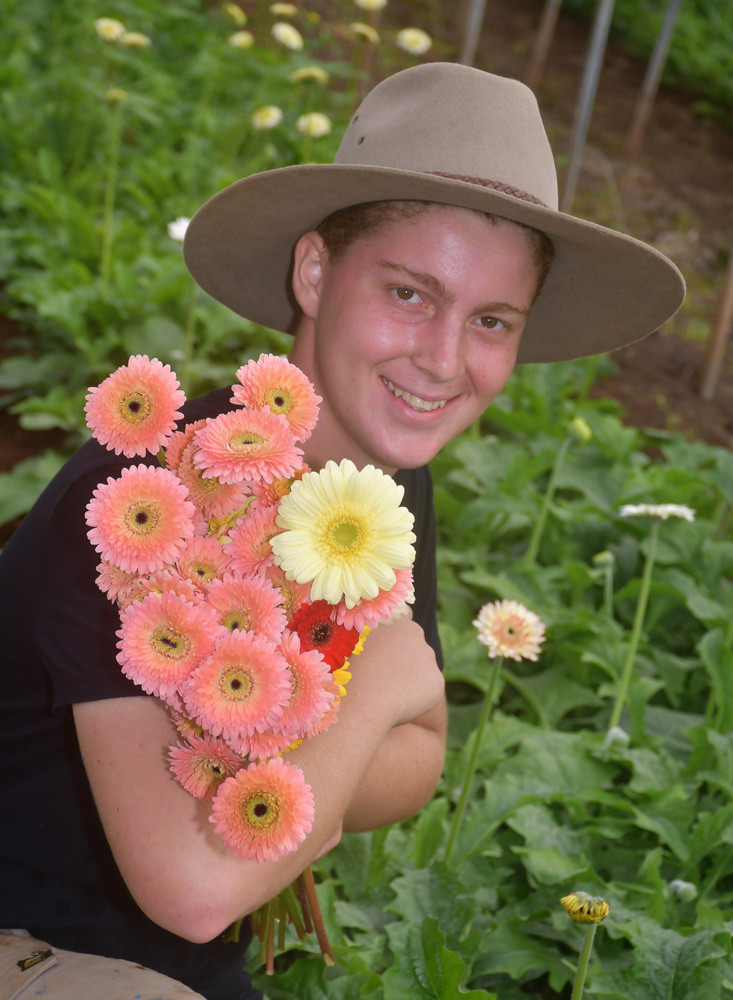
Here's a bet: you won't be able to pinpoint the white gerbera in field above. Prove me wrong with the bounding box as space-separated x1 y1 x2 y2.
252 105 283 129
619 503 696 522
271 21 303 50
396 27 432 55
270 459 416 608
295 112 331 138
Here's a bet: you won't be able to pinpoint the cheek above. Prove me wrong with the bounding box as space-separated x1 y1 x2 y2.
471 345 518 400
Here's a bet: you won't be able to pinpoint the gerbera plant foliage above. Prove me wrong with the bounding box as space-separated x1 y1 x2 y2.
83 351 417 970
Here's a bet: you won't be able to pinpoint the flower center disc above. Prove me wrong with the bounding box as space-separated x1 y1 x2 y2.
329 518 360 551
120 390 152 424
231 431 264 450
126 501 160 536
222 609 251 632
219 666 253 700
243 790 279 829
151 626 191 660
265 387 291 415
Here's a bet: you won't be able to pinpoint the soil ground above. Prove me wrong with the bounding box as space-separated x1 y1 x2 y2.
2 0 733 468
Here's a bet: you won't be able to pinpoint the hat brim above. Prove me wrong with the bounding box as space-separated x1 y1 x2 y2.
183 164 685 364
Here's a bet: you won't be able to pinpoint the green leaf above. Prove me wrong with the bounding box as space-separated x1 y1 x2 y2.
383 916 496 999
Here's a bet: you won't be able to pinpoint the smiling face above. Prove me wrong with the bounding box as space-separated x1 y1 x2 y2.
288 203 543 474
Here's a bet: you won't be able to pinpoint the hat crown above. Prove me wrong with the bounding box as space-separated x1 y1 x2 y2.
335 62 559 211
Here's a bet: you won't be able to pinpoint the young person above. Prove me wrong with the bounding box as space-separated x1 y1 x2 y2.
0 62 684 999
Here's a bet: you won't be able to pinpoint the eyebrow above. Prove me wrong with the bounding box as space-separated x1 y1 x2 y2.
375 258 531 318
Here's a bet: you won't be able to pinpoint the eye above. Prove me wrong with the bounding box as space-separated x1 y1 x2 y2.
478 316 502 330
392 286 420 303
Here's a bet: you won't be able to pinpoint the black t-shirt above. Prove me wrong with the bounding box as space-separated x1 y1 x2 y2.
0 388 442 999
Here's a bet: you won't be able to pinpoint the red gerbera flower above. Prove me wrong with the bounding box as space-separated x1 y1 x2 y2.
291 600 360 670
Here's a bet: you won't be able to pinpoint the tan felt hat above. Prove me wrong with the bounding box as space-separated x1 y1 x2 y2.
183 62 685 364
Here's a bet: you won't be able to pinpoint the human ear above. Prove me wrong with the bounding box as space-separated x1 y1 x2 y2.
291 231 327 320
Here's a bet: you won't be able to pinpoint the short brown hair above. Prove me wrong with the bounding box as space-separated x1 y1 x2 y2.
317 200 554 301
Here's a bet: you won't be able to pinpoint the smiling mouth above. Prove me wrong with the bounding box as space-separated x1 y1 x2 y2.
383 378 448 412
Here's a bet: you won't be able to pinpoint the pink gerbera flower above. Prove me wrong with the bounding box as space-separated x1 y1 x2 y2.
248 464 309 509
332 567 415 631
86 464 197 574
205 572 287 641
168 733 244 799
175 437 254 522
165 419 207 474
176 536 233 590
116 591 223 705
119 568 200 611
181 631 291 742
227 505 281 576
192 407 303 485
231 354 321 443
276 629 334 737
209 757 315 861
95 561 140 604
85 355 185 458
245 728 300 762
264 565 311 622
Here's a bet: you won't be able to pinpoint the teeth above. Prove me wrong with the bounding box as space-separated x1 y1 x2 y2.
384 379 447 412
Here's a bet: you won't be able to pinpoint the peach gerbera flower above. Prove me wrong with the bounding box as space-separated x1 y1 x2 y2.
192 408 302 485
176 536 232 590
86 464 197 574
332 567 415 631
264 564 311 621
95 561 140 604
227 505 281 576
116 591 223 704
244 730 300 762
205 573 287 641
231 355 321 443
209 757 315 861
119 568 200 611
175 436 253 521
248 464 309 508
181 631 291 742
168 733 244 799
473 599 546 662
276 629 334 737
85 355 185 458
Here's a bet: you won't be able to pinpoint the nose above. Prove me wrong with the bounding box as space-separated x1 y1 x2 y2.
412 317 464 383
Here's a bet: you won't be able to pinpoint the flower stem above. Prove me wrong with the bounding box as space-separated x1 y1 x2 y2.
100 98 124 294
607 519 659 733
571 924 597 1000
523 436 570 568
444 655 503 866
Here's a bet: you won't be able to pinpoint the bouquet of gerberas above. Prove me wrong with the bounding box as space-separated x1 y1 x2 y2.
83 352 417 970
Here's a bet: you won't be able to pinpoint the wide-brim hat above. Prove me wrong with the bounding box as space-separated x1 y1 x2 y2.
183 62 685 364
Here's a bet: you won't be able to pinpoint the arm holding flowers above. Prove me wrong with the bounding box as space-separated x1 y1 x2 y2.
74 613 444 943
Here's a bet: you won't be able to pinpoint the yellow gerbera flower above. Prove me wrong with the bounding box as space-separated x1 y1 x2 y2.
270 459 416 608
396 27 432 55
350 22 380 44
95 17 125 41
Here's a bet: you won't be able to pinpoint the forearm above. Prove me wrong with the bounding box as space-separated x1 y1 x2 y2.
342 697 447 832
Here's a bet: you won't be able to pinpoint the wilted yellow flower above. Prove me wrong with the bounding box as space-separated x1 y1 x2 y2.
296 112 331 138
228 30 255 49
270 2 298 15
289 65 329 85
271 21 304 50
120 31 152 47
95 17 125 41
252 105 284 129
354 0 387 9
592 550 614 567
349 21 380 44
570 415 592 442
105 87 128 102
396 27 432 54
561 892 609 924
224 2 247 25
